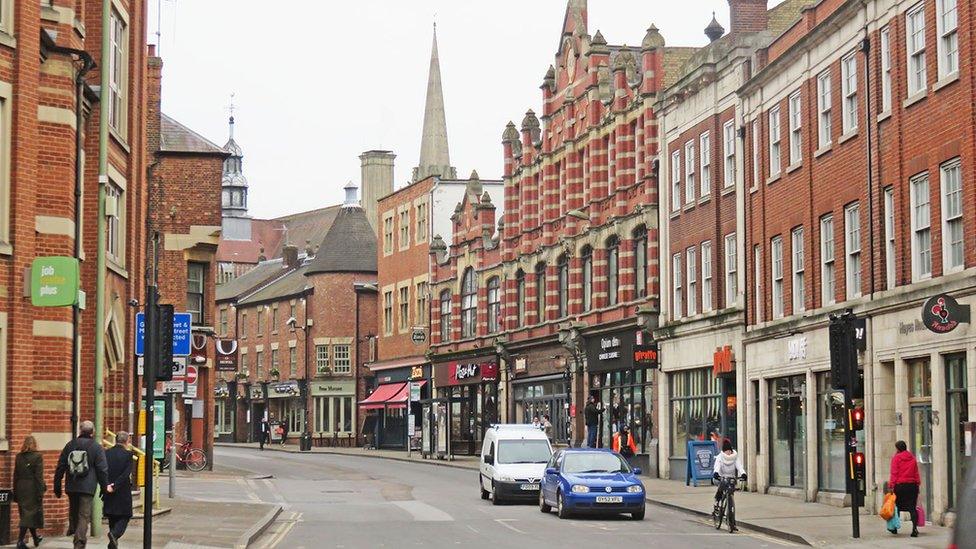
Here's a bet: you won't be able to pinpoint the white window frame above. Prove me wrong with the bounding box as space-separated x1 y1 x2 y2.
821 215 836 306
817 71 832 148
724 233 737 308
723 120 736 189
910 173 932 281
941 159 963 273
884 187 896 289
332 345 351 375
684 140 696 204
0 89 10 253
768 106 781 178
686 247 698 316
672 253 682 319
841 53 858 134
936 0 959 79
771 237 784 319
880 27 892 113
751 120 760 187
788 92 802 165
701 241 713 313
671 149 681 211
907 3 927 96
753 245 763 322
106 179 126 267
792 227 805 314
315 345 330 373
108 7 129 140
700 132 711 198
845 203 862 299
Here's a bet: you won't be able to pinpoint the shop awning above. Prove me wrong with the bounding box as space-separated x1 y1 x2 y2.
385 380 426 408
359 382 407 410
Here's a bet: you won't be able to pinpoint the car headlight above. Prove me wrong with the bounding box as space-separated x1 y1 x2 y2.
497 475 515 482
627 484 643 493
571 485 590 493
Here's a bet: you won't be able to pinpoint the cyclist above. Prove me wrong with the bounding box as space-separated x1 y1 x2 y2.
712 439 747 532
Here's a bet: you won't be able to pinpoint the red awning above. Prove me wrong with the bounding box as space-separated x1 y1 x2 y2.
359 382 407 410
386 380 427 407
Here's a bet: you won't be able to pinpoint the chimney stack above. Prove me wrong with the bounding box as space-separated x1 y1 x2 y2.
359 150 395 230
283 245 300 268
728 0 768 34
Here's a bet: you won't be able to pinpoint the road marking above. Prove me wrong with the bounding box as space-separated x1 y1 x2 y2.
237 478 261 502
466 525 479 534
391 500 454 522
493 519 527 534
262 478 287 505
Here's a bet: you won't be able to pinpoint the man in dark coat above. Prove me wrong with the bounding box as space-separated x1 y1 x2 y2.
103 431 134 549
259 417 270 450
54 420 108 549
584 395 603 448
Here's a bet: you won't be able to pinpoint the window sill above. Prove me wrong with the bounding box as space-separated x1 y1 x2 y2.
765 173 781 185
786 162 802 174
814 144 832 158
0 241 11 256
933 72 960 93
903 90 927 109
669 209 681 219
697 195 711 207
749 185 758 195
109 129 131 153
682 203 695 213
876 110 891 124
107 258 128 279
721 185 735 197
0 30 16 49
838 130 858 145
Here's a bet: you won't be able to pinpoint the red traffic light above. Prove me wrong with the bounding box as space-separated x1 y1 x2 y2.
853 452 865 466
849 407 864 431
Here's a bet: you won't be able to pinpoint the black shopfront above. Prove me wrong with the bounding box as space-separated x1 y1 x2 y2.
432 356 499 456
585 329 657 454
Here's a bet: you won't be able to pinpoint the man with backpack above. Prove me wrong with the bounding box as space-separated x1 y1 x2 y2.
53 420 108 548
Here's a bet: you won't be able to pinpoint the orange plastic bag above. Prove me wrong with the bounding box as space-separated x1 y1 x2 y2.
880 493 896 521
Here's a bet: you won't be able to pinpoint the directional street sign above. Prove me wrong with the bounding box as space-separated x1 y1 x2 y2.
135 312 192 356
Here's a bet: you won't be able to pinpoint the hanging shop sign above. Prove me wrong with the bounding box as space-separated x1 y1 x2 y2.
249 385 265 401
215 339 239 372
713 346 735 376
922 294 971 334
411 327 427 344
633 344 659 368
410 366 425 380
30 257 80 307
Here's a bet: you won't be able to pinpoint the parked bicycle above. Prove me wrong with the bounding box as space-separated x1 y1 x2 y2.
712 476 742 533
160 435 207 472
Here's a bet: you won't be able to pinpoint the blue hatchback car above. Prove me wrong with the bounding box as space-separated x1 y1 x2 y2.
539 448 645 520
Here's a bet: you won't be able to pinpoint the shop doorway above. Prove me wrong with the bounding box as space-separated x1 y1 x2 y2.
769 375 806 488
251 403 266 442
910 405 934 515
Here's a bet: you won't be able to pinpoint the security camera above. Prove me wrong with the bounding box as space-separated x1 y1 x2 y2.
286 317 298 328
128 299 140 308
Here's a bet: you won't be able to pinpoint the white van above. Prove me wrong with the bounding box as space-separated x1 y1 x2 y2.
479 424 553 505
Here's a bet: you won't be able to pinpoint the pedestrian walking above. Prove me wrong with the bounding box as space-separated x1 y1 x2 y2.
259 417 270 450
888 440 922 537
278 423 288 446
53 420 108 549
612 424 638 458
13 435 45 549
103 431 134 549
584 395 603 448
541 415 553 441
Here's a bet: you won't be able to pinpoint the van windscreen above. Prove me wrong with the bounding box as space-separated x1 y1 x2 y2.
497 439 552 464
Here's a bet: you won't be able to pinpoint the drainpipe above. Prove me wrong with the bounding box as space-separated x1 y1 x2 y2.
92 0 113 533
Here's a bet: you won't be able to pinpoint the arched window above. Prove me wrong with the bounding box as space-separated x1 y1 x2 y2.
461 268 477 338
487 277 501 333
581 246 593 312
557 254 569 317
607 236 620 306
634 226 648 298
439 290 452 341
535 262 547 323
515 270 526 327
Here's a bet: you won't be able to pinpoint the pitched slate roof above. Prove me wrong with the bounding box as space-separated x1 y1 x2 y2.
305 206 377 275
216 258 288 302
160 114 228 155
238 263 311 306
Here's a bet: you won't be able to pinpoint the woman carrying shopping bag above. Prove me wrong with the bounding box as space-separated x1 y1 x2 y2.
888 440 921 537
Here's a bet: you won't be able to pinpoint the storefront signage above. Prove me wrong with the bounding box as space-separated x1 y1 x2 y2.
249 385 265 401
598 336 622 360
786 336 807 361
922 294 971 334
215 339 238 372
633 344 659 368
268 380 300 398
713 346 734 376
411 328 427 344
30 257 80 307
434 357 498 386
585 330 641 374
514 357 527 372
311 380 355 396
411 366 424 380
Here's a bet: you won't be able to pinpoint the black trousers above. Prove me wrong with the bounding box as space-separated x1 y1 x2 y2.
107 515 130 540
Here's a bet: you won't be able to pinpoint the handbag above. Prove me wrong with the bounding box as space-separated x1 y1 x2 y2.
916 505 925 527
886 513 902 532
879 493 896 520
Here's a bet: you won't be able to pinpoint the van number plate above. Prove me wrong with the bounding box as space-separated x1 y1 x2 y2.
595 496 623 503
520 484 540 491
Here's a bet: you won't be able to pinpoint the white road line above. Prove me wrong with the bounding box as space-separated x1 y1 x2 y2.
237 478 261 502
391 500 454 522
493 519 527 534
262 478 287 505
466 525 479 534
261 512 302 549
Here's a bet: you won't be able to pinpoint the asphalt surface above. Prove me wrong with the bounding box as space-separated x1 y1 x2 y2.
196 447 795 548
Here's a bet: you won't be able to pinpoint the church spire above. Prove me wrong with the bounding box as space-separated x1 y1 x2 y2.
413 23 456 182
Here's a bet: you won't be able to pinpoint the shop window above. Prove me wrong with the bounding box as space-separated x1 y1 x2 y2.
557 255 569 317
333 345 351 374
487 277 501 333
581 247 593 311
817 373 847 492
461 268 477 338
634 226 648 299
670 369 723 459
908 358 931 399
215 400 233 434
439 290 452 341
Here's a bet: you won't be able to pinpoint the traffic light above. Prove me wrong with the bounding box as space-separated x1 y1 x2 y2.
849 407 864 431
156 304 174 381
829 318 853 390
851 451 866 479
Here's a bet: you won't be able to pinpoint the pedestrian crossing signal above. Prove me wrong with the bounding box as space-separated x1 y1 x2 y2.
851 452 866 480
849 408 864 431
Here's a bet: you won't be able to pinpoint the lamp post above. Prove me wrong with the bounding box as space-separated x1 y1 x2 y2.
558 323 585 447
288 316 312 451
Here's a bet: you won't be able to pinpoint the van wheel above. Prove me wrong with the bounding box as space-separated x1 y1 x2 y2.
557 490 570 519
480 478 489 500
491 481 502 506
539 489 551 513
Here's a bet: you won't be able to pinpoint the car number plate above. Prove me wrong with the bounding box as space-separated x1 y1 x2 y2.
595 496 623 503
520 483 540 491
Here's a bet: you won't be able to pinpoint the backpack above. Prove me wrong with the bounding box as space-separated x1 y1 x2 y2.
67 448 90 478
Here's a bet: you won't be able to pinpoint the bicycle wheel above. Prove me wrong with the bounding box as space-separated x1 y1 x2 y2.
713 496 725 530
159 457 170 471
185 449 207 472
727 492 736 533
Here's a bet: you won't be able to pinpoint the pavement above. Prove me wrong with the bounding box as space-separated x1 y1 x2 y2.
217 442 949 547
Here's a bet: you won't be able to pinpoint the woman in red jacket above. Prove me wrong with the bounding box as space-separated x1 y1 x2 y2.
888 440 921 537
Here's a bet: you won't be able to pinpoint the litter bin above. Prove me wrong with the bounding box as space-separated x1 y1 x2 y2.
0 489 11 544
300 432 312 452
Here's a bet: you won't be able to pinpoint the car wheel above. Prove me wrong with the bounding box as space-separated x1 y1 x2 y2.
632 506 645 521
491 481 502 506
539 489 552 513
480 476 489 500
557 490 570 519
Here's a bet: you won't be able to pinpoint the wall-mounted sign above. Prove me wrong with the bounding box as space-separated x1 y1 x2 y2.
411 328 427 344
135 312 192 357
249 385 265 401
585 330 640 373
410 366 424 380
922 294 971 334
215 339 239 372
786 336 807 361
434 357 498 386
30 257 80 307
311 380 355 396
598 336 622 360
268 380 300 398
713 346 734 376
633 344 659 368
514 357 527 373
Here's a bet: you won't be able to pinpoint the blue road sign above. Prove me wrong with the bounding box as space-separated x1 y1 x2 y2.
136 312 193 356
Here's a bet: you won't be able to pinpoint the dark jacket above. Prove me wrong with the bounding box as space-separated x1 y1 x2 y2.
13 451 45 528
102 445 134 517
53 435 108 497
584 402 602 427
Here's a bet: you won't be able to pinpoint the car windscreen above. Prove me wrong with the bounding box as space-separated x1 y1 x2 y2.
562 452 630 474
496 439 552 464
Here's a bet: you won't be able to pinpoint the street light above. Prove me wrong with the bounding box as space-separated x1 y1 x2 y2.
287 316 312 451
558 322 586 447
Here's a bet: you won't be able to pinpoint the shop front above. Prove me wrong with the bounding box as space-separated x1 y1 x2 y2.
360 365 430 450
247 383 266 442
311 379 357 444
584 329 657 455
267 380 304 441
513 375 568 444
433 356 499 456
214 380 235 443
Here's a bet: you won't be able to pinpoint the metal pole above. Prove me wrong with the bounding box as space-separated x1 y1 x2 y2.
844 314 860 539
168 428 176 497
407 382 413 458
143 285 157 548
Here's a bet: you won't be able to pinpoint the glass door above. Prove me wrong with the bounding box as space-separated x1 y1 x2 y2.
769 375 807 488
947 354 968 509
910 405 934 517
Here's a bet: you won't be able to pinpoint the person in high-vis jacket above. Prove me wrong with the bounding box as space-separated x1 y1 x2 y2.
612 424 638 458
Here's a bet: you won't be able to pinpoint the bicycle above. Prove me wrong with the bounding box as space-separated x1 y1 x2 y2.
160 436 208 472
712 476 743 533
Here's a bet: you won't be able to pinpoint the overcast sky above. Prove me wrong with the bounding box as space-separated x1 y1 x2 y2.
153 1 784 219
